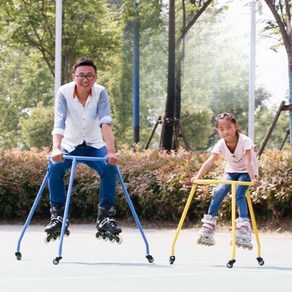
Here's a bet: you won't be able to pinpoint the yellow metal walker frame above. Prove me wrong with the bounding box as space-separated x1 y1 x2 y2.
169 179 265 268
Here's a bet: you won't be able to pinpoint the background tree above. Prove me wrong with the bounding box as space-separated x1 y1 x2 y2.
0 0 120 148
0 0 119 83
100 0 163 146
161 0 218 150
263 0 292 156
0 49 53 148
180 8 272 150
0 0 288 152
19 106 54 150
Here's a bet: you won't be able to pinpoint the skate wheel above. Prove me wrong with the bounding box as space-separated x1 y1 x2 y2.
109 235 115 243
15 252 22 261
95 232 101 239
115 235 122 244
203 241 214 246
65 230 70 237
44 234 52 243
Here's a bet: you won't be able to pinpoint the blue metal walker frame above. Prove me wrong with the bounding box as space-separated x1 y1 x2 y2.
15 155 154 265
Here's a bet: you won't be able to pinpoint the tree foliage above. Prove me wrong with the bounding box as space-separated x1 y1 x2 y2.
100 0 163 146
0 0 289 152
19 106 54 150
0 0 120 82
262 0 292 152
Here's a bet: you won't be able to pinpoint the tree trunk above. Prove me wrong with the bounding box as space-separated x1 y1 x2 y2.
288 61 292 156
161 0 176 151
264 0 292 156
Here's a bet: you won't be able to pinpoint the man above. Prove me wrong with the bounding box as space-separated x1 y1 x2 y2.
45 57 121 240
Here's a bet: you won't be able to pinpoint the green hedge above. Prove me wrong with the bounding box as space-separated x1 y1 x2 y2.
0 147 291 225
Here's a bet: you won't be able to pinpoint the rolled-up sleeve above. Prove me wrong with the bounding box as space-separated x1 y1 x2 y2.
97 89 112 126
52 91 67 136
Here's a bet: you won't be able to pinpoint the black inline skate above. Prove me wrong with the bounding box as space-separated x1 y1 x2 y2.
96 205 122 244
44 204 70 243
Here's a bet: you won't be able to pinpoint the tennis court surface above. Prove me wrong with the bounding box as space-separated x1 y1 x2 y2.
1 224 291 292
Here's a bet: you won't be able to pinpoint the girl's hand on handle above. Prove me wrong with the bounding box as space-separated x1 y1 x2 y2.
252 178 259 188
191 175 200 184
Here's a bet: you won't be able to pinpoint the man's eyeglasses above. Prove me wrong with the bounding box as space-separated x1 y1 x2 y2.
215 112 235 121
74 74 96 80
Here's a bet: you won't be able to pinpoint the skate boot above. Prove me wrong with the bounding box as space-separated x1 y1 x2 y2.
234 217 253 250
197 214 217 246
96 205 122 244
44 204 70 243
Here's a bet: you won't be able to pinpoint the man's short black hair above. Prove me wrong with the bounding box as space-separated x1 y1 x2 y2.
72 57 97 73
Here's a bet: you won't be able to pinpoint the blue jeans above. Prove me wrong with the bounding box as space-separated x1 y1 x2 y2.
208 173 250 218
47 145 116 208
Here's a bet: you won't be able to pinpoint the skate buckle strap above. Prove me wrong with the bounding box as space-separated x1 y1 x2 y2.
109 218 118 227
56 216 63 223
99 217 110 227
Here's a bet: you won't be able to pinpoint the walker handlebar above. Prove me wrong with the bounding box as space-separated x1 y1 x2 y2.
47 155 108 162
193 179 254 187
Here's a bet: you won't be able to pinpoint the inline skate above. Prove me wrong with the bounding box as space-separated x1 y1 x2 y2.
197 214 217 246
234 217 253 250
96 205 122 244
44 204 70 243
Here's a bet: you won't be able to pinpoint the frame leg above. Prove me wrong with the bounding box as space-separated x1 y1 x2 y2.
246 190 264 266
227 183 237 268
169 184 197 265
15 171 49 260
53 158 77 265
114 165 154 263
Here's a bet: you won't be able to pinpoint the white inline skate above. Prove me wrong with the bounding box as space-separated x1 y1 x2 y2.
234 217 253 250
197 214 217 246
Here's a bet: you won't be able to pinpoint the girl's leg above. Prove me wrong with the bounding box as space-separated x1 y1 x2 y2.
235 173 250 218
234 173 253 249
207 173 231 216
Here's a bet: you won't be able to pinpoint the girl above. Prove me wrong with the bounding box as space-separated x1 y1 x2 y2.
193 112 259 249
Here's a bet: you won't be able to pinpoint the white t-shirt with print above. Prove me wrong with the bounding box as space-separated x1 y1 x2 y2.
211 133 258 176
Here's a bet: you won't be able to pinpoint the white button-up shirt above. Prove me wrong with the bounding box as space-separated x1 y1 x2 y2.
52 81 112 152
